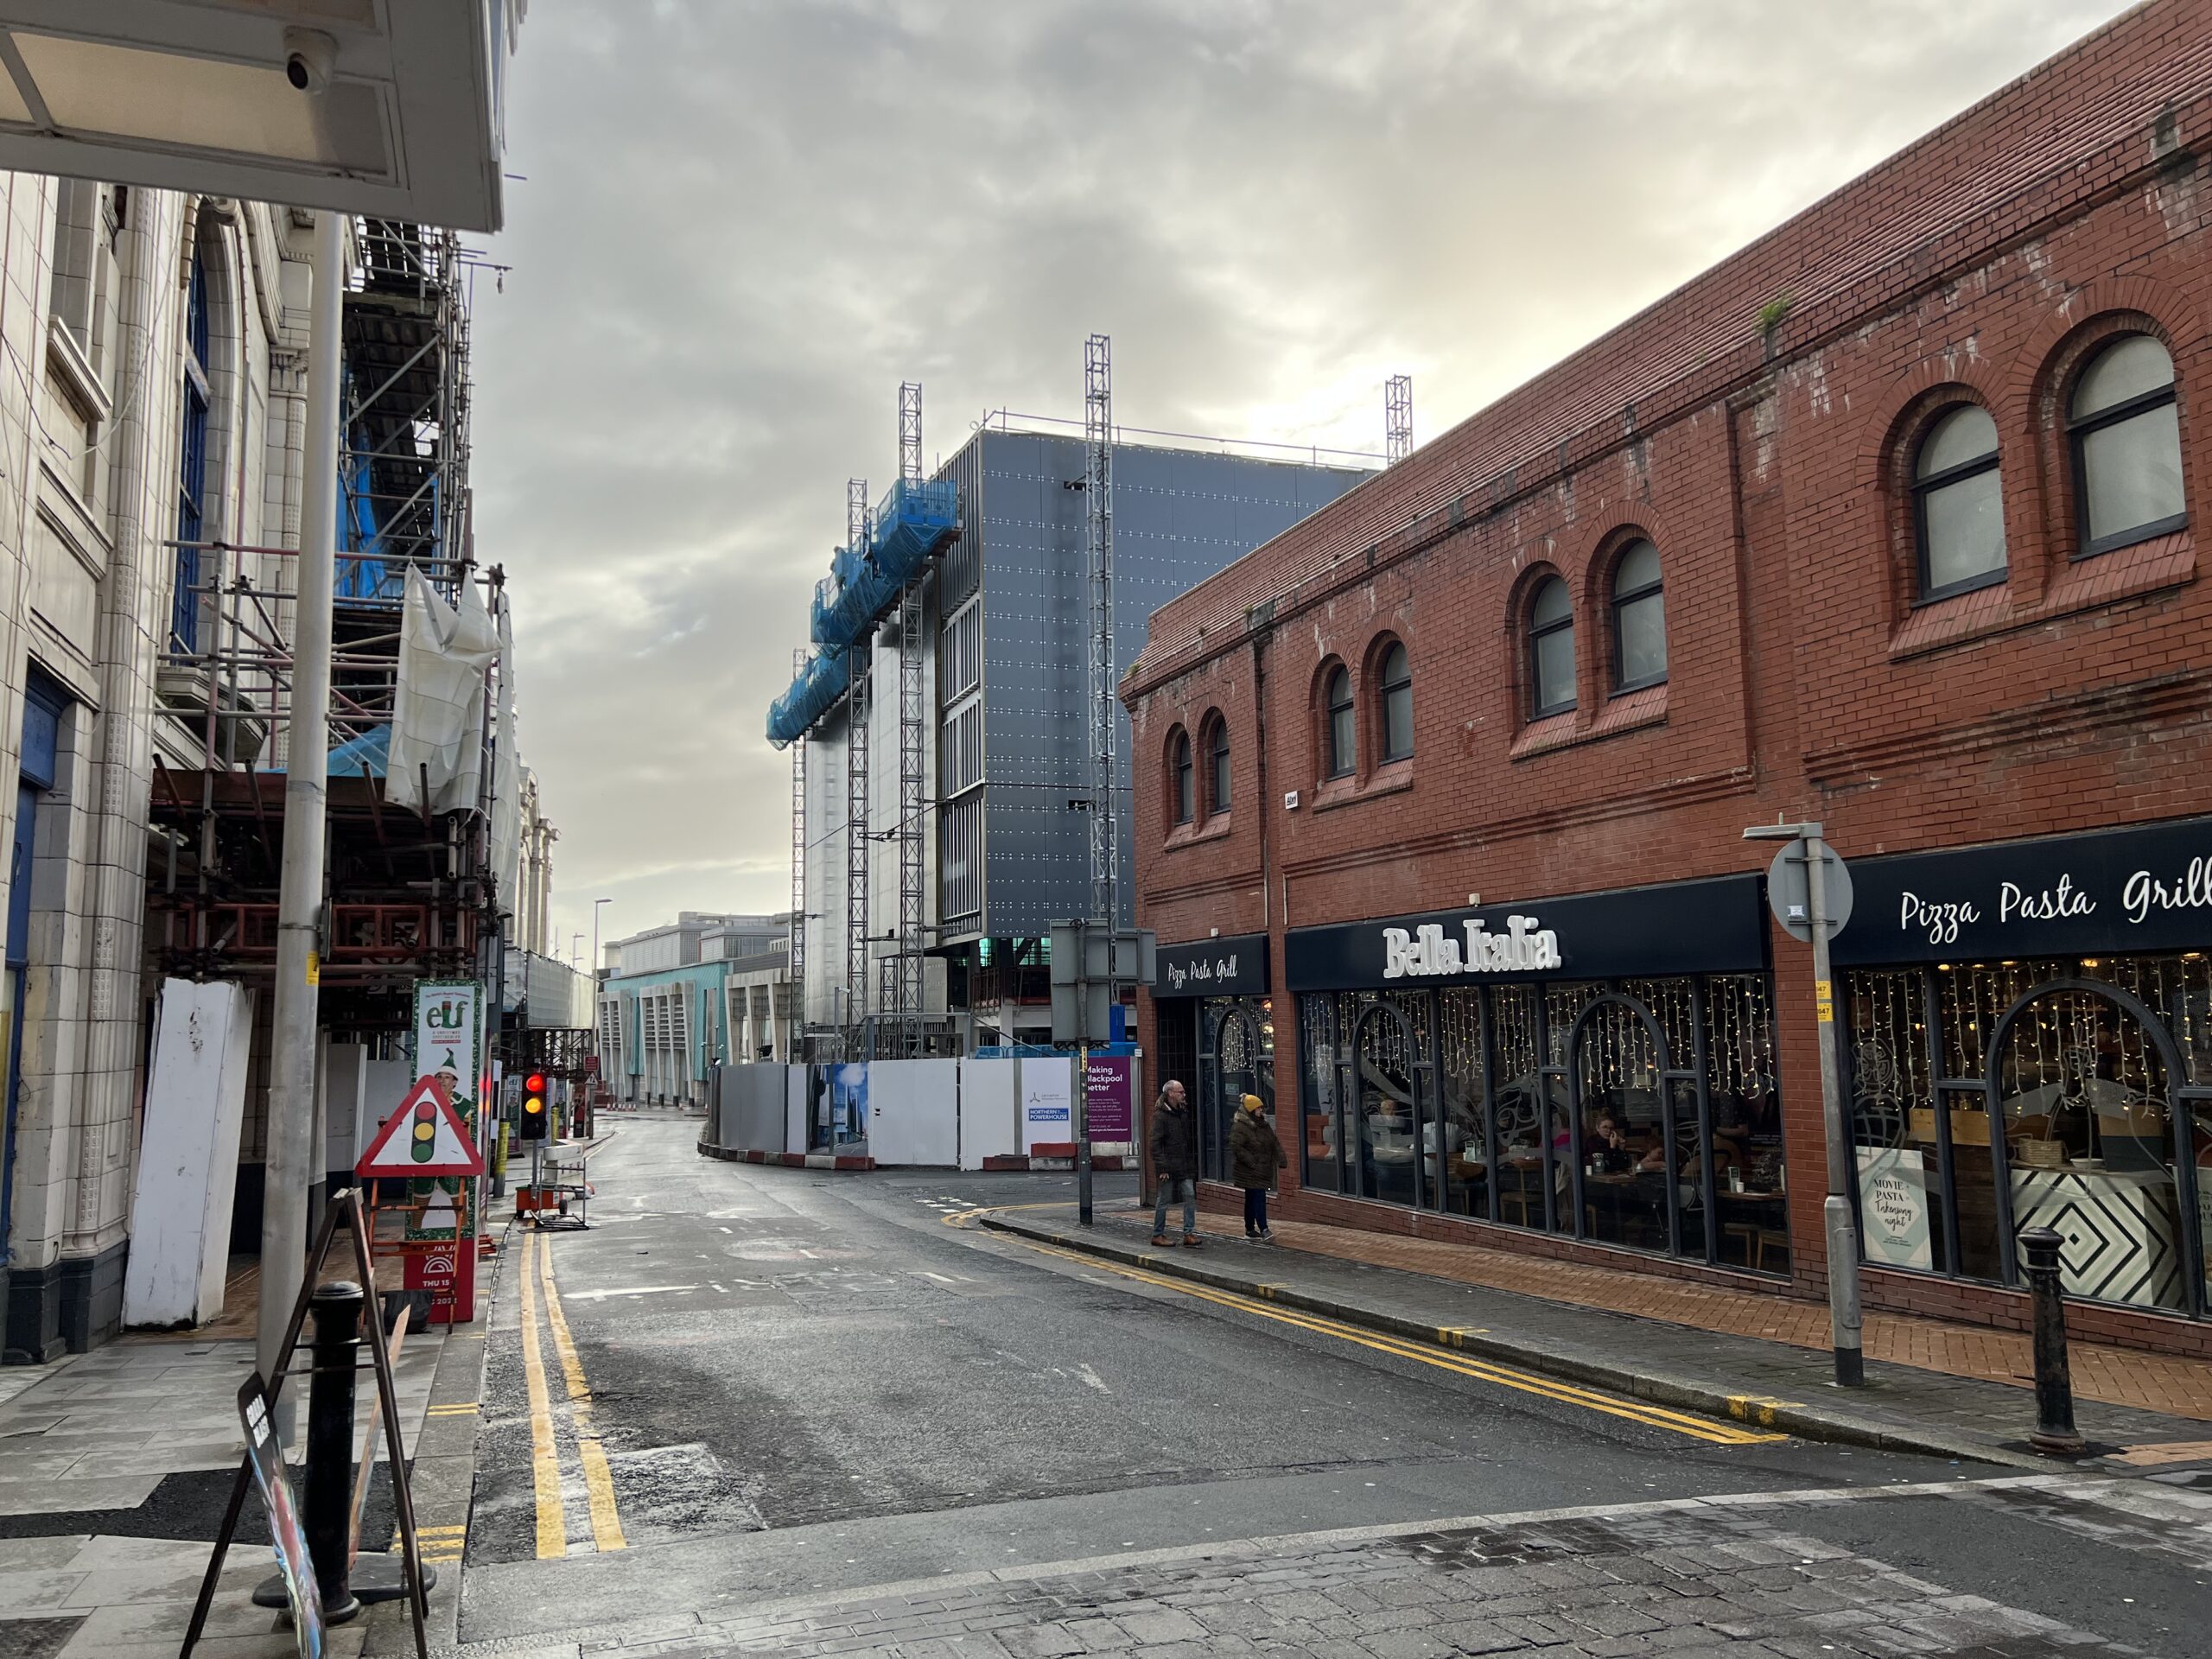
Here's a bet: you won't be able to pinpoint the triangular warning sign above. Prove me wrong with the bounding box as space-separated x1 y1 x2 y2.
356 1074 485 1178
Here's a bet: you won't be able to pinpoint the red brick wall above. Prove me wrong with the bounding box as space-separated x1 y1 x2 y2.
1127 0 2212 1355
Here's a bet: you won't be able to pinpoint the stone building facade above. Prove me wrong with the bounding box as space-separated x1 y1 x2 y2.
0 175 315 1360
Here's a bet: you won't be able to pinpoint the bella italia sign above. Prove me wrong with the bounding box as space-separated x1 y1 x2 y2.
1383 915 1560 979
1284 874 1766 993
1829 814 2212 966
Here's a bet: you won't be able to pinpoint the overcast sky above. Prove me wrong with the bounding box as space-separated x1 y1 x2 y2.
470 0 2134 964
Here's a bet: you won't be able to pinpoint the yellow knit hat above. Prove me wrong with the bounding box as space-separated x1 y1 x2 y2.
1241 1093 1265 1116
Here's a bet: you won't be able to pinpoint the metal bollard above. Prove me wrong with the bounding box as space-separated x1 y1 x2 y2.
302 1280 366 1622
2018 1227 2086 1456
253 1280 366 1622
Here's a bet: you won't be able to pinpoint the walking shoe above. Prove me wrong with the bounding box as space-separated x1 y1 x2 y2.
1244 1228 1259 1240
1258 1227 1275 1241
1182 1233 1204 1247
1149 1234 1171 1247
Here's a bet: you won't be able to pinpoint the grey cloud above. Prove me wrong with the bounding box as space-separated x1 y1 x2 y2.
471 0 2131 949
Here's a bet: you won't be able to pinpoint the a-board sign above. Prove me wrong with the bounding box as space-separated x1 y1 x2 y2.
355 1076 486 1179
237 1375 325 1658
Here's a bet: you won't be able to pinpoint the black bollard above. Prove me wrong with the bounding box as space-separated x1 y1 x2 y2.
258 1281 364 1623
2018 1227 2086 1456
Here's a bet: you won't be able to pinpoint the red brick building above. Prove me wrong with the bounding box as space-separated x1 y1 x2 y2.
1124 1 2212 1357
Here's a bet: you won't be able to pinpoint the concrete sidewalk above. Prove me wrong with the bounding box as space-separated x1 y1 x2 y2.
982 1201 2212 1477
0 1262 491 1657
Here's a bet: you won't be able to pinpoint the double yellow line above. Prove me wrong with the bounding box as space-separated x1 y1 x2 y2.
518 1229 629 1557
998 1230 1787 1447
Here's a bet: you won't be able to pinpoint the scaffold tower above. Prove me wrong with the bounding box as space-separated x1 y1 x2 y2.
789 645 807 1056
1084 334 1117 930
1386 374 1413 465
894 382 928 1050
843 477 871 1051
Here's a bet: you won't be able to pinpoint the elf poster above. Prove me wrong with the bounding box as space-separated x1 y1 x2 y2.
406 981 483 1244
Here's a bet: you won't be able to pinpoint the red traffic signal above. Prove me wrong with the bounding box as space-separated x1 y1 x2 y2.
518 1071 549 1141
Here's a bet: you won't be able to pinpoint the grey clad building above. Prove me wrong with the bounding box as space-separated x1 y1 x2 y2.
783 419 1366 1053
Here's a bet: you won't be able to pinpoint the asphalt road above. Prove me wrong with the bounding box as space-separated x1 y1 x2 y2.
455 1116 2210 1656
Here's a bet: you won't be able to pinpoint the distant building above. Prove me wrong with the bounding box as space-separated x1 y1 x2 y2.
594 912 793 1106
778 423 1368 1055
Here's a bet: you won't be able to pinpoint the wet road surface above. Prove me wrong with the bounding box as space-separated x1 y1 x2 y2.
453 1116 2211 1656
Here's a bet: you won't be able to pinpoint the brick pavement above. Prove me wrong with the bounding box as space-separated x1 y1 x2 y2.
467 1475 2212 1657
1184 1211 2212 1424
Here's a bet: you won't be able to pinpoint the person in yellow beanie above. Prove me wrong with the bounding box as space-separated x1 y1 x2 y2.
1228 1092 1287 1241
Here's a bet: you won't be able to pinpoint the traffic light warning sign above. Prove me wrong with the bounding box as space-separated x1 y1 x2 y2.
356 1074 486 1178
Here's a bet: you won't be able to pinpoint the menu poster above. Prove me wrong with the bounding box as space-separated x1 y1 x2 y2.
1856 1146 1935 1270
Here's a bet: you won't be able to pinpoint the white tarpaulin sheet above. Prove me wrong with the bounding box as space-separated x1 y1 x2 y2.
386 568 496 814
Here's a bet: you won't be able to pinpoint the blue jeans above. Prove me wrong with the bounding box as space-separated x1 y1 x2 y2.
1153 1177 1196 1236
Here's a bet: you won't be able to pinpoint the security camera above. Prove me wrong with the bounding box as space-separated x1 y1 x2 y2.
283 28 338 96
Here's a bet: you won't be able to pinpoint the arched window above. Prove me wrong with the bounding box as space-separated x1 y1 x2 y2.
1528 578 1575 718
1208 719 1230 814
1911 405 2005 599
2070 334 2185 556
173 243 211 651
1172 730 1193 824
1325 665 1355 779
1378 641 1412 761
1609 541 1668 690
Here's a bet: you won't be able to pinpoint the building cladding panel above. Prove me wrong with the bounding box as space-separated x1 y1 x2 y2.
1122 0 2212 1357
962 428 1365 938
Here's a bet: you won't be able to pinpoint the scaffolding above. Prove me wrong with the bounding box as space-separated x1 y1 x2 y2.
1084 334 1116 931
891 385 928 1052
148 218 494 1033
788 646 807 1057
1386 374 1413 466
843 477 870 1053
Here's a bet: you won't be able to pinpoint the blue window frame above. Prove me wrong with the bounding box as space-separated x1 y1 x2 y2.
173 247 210 651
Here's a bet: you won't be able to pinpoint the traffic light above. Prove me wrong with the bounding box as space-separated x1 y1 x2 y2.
518 1071 549 1141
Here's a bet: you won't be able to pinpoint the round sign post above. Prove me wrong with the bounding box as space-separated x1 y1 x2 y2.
1750 824 1863 1388
1767 837 1853 942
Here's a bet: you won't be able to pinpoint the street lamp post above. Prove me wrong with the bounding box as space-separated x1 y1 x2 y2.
1745 820 1864 1387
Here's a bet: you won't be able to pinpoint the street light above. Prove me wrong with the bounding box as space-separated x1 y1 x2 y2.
1745 820 1863 1388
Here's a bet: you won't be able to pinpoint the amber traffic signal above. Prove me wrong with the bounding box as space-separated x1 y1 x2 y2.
519 1071 549 1141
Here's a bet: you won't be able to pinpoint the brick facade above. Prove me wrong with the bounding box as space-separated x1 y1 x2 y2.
1124 0 2212 1357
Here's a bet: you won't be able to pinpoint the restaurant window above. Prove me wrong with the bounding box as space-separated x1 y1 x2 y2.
1847 952 2212 1317
2069 334 2186 556
1324 665 1355 779
1609 542 1668 690
1911 404 2006 600
1527 577 1574 718
1300 974 1785 1273
1171 728 1193 825
1208 718 1230 815
1198 996 1273 1184
1378 641 1413 762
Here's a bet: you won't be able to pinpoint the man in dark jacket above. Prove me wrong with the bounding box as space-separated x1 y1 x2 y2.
1148 1079 1200 1247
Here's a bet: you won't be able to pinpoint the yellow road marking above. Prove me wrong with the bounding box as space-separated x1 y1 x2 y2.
1006 1235 1786 1446
516 1231 567 1559
536 1233 628 1553
1726 1394 1802 1428
426 1402 480 1416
